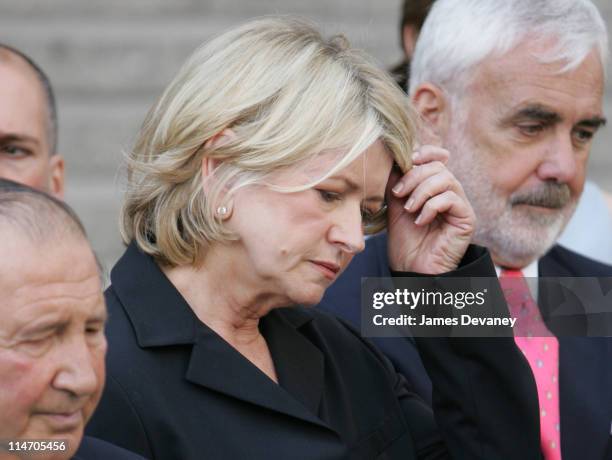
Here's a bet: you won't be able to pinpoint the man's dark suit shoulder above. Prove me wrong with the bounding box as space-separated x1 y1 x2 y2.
544 244 612 276
73 436 148 460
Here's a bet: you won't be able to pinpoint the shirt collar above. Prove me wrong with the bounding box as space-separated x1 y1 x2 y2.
495 259 539 299
494 259 539 278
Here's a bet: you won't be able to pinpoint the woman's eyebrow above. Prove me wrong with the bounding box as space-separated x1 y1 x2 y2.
329 176 385 204
332 176 359 192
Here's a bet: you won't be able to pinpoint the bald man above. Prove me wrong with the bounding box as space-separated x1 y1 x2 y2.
0 179 144 460
0 45 64 198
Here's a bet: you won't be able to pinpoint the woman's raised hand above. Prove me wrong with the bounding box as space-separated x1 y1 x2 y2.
386 145 475 274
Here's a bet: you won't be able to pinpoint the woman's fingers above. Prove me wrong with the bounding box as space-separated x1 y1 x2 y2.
385 145 475 273
391 160 448 198
411 145 449 166
402 169 464 214
389 145 451 199
413 190 474 227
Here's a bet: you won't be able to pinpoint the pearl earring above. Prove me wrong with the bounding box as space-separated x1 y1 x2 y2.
216 206 228 216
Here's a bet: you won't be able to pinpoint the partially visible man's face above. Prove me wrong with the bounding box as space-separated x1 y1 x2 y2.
0 53 64 198
0 229 106 459
444 42 605 268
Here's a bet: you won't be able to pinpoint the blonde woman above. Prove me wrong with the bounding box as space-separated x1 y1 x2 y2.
86 17 539 460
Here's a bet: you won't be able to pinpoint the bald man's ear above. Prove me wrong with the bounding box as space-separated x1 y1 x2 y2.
48 154 65 199
402 25 419 59
411 83 451 141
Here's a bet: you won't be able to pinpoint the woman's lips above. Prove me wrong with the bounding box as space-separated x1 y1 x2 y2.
310 260 340 280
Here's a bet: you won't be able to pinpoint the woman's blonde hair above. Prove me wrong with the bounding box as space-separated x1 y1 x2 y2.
121 16 417 266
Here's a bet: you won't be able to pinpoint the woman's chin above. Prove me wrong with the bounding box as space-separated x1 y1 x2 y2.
289 286 326 307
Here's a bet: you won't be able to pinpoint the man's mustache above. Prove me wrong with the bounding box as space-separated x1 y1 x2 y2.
510 183 572 209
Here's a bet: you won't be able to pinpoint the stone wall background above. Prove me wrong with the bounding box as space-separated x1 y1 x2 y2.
1 0 611 273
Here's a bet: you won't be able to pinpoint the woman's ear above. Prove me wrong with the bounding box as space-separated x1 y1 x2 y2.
411 83 450 144
201 128 237 220
201 128 237 179
201 156 221 181
203 127 237 151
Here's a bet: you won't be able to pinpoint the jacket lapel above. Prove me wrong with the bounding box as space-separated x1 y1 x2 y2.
261 308 325 415
539 247 612 459
185 316 329 430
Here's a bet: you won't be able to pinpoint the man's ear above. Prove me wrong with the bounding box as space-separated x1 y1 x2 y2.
402 25 419 59
48 154 65 199
411 83 452 141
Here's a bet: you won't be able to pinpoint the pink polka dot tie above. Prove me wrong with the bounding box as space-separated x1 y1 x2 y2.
500 269 561 460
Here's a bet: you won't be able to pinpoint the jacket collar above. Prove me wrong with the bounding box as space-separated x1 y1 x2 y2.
109 242 328 429
110 241 199 347
539 245 573 277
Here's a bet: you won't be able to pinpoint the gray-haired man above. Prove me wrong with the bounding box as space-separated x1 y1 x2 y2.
321 1 612 458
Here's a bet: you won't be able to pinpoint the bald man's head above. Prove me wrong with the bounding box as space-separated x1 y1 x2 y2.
0 179 106 459
0 178 81 241
0 46 64 197
0 46 57 153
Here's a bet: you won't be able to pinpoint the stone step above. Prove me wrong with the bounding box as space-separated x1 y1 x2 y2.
58 100 147 178
0 0 398 20
64 178 125 276
0 17 400 96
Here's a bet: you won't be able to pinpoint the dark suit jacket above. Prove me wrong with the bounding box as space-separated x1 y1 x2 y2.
73 436 147 459
319 233 612 460
86 242 539 459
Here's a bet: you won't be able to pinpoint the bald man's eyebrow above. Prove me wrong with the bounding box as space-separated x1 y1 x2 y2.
90 310 109 324
0 133 41 146
19 319 68 338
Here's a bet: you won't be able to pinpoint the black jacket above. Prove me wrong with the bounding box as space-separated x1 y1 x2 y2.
73 436 147 459
319 233 612 460
87 242 539 459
